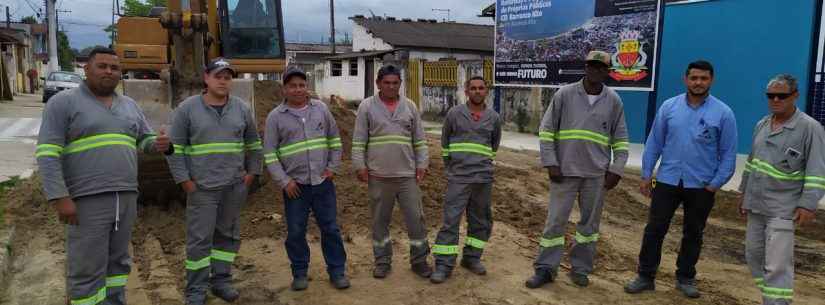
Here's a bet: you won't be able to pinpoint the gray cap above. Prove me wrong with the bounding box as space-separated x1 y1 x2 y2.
282 66 307 83
205 57 236 76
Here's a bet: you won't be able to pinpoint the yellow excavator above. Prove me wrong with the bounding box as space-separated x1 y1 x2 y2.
113 0 286 204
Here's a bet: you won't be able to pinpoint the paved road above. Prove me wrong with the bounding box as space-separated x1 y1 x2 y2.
0 94 43 183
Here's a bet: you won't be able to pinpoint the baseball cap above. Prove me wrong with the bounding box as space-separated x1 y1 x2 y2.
585 51 611 67
205 57 236 76
282 66 307 84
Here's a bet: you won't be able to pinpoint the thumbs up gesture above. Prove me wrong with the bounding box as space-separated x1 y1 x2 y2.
154 126 171 154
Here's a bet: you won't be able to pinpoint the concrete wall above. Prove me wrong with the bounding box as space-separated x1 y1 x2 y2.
317 57 372 101
352 24 393 52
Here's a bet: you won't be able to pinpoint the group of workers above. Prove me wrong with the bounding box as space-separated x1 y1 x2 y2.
36 46 819 305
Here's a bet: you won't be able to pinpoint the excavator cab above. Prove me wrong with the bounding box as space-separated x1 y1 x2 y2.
220 0 284 59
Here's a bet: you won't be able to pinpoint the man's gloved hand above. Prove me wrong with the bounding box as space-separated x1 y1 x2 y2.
547 166 563 183
604 171 621 190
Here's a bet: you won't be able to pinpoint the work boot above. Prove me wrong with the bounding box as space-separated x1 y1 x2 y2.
675 278 700 299
291 276 309 291
411 262 433 278
330 275 351 290
624 276 655 294
429 265 452 284
460 259 487 275
525 268 556 289
568 272 589 287
185 294 206 305
373 264 392 279
211 286 240 302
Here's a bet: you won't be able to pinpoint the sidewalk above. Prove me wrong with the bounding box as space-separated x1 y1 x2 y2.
0 93 43 183
423 121 825 210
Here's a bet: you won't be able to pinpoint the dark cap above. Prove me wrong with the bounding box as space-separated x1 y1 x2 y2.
282 66 307 84
377 64 402 81
205 57 236 76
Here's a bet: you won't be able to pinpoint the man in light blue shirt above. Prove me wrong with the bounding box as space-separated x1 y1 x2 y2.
625 60 737 298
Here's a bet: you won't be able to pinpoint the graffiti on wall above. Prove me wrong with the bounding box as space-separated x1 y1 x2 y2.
421 86 456 118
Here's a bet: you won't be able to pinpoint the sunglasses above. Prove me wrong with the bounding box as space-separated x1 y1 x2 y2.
765 92 795 100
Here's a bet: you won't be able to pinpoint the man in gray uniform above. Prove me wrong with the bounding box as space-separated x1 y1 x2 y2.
36 46 170 305
263 67 349 291
166 58 262 304
739 74 824 305
430 76 501 284
525 51 629 288
352 65 432 279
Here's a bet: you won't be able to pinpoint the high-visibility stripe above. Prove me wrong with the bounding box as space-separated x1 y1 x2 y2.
805 175 825 183
414 140 427 150
187 142 244 156
556 129 609 146
279 137 326 154
446 142 495 158
539 236 564 248
539 131 555 142
138 135 157 151
352 141 366 151
754 277 765 289
185 257 211 270
280 143 329 158
441 148 450 157
611 141 629 151
368 140 412 148
106 274 128 287
70 287 106 305
172 144 186 155
465 237 487 249
35 144 63 158
245 140 263 151
804 182 825 190
264 152 279 164
762 286 793 299
211 249 237 263
64 134 137 154
746 159 803 181
432 244 459 255
371 135 412 142
575 231 599 244
327 137 342 149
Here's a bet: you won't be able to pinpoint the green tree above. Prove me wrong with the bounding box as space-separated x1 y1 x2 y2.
123 0 167 17
21 16 37 24
57 31 75 71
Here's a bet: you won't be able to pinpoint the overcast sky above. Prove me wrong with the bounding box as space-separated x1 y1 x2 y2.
3 0 494 49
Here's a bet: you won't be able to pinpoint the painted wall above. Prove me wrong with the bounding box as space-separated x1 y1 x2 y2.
352 24 393 52
618 0 818 153
318 57 366 101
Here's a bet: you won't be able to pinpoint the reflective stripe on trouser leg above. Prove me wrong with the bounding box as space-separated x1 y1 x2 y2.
185 188 220 302
398 177 430 265
763 216 794 305
534 177 581 271
434 182 472 268
569 176 605 275
106 192 138 305
746 212 768 295
210 182 246 290
463 183 493 261
67 192 136 305
369 178 398 266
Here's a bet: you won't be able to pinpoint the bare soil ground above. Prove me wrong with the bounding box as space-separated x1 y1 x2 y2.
2 102 824 304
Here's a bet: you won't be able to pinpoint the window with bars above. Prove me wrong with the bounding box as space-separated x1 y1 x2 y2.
331 60 342 77
349 60 358 76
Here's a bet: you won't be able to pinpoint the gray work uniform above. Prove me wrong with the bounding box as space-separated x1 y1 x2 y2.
165 95 262 302
36 83 157 305
262 99 342 189
534 80 629 275
432 104 501 269
351 95 430 266
739 109 825 305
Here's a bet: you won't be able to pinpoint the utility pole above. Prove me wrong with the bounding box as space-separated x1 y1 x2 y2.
6 6 10 28
111 0 115 46
329 0 335 55
47 0 59 73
